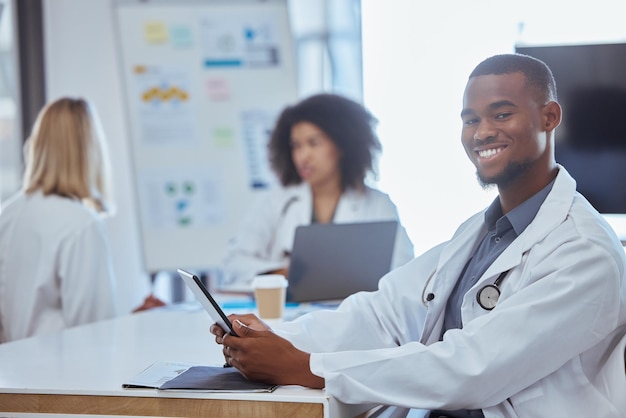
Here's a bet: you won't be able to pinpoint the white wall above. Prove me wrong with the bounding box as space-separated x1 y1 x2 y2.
361 1 515 256
44 0 150 312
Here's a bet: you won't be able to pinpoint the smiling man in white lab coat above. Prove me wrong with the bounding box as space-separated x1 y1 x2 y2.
211 54 626 418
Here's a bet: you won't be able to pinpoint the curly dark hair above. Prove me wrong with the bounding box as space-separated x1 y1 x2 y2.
268 93 382 190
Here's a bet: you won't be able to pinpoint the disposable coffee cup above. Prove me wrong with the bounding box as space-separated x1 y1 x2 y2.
252 274 288 320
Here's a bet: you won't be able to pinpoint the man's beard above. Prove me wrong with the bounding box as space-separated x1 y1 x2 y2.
476 159 534 190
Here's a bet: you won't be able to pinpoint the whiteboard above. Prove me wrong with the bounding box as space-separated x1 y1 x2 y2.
114 0 298 273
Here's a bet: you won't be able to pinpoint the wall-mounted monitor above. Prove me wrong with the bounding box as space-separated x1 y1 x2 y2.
516 42 626 216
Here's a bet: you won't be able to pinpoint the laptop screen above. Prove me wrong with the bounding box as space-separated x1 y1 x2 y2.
286 220 397 303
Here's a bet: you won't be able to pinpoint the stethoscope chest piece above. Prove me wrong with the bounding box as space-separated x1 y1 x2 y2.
477 284 500 310
476 269 510 311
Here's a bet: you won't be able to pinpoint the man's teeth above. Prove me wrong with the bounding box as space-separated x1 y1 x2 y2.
478 148 503 158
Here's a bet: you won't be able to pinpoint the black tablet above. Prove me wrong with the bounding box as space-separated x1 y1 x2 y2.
177 268 237 336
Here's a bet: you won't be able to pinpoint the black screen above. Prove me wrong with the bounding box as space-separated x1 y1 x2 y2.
516 43 626 214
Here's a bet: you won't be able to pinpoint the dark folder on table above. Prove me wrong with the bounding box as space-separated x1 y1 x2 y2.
286 220 397 303
159 366 276 392
122 361 276 393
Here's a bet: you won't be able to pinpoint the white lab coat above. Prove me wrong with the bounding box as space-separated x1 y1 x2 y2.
275 166 626 418
221 183 414 287
0 191 118 343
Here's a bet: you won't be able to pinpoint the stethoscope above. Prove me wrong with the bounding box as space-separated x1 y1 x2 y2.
281 196 300 216
476 270 509 310
421 269 510 311
279 196 300 259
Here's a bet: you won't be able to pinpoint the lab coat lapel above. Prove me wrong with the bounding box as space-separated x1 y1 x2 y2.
296 183 313 224
518 165 576 247
420 212 487 344
333 188 361 221
275 184 312 252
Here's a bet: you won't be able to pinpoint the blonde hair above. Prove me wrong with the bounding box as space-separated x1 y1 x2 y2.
22 97 114 214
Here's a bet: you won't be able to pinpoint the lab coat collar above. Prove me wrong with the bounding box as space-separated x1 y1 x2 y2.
479 165 576 281
285 183 369 224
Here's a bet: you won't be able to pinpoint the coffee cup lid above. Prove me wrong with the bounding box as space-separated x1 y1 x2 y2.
252 274 288 289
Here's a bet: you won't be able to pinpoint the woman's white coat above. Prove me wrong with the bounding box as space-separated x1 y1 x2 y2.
221 183 414 287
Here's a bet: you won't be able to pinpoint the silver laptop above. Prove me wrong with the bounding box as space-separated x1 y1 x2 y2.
286 220 398 303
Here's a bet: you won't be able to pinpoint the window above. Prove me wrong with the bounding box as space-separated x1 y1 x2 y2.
0 0 22 205
288 0 362 101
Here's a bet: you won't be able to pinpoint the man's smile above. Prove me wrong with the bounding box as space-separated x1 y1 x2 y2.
476 146 506 159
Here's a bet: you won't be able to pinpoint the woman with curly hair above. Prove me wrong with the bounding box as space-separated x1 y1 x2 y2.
221 93 413 288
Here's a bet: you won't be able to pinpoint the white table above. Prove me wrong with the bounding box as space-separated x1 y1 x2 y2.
0 306 373 417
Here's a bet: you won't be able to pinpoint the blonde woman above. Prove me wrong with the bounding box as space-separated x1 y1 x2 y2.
0 97 118 343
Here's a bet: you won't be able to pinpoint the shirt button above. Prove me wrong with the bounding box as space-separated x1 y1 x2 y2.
494 236 501 243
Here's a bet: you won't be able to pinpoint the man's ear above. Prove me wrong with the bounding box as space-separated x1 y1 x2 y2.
543 101 562 132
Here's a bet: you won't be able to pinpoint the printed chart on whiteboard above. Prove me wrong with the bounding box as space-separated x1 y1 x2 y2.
114 0 298 273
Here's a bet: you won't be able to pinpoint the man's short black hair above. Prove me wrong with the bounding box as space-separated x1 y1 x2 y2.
470 53 558 103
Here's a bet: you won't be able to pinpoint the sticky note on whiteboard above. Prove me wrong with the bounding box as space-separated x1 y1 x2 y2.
214 127 235 148
206 78 230 101
144 21 168 44
171 25 193 48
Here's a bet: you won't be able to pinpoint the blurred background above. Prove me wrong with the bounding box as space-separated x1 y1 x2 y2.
1 0 625 312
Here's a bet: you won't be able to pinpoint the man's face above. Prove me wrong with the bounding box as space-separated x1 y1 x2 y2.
460 72 549 190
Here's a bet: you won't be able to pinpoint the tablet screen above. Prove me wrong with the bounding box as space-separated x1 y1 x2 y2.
177 268 236 336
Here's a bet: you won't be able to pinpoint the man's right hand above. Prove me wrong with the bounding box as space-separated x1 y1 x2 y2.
210 313 271 344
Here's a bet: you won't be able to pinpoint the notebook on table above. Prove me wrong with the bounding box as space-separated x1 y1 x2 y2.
286 220 398 303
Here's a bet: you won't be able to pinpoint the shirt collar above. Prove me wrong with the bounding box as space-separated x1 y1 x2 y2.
484 178 557 235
